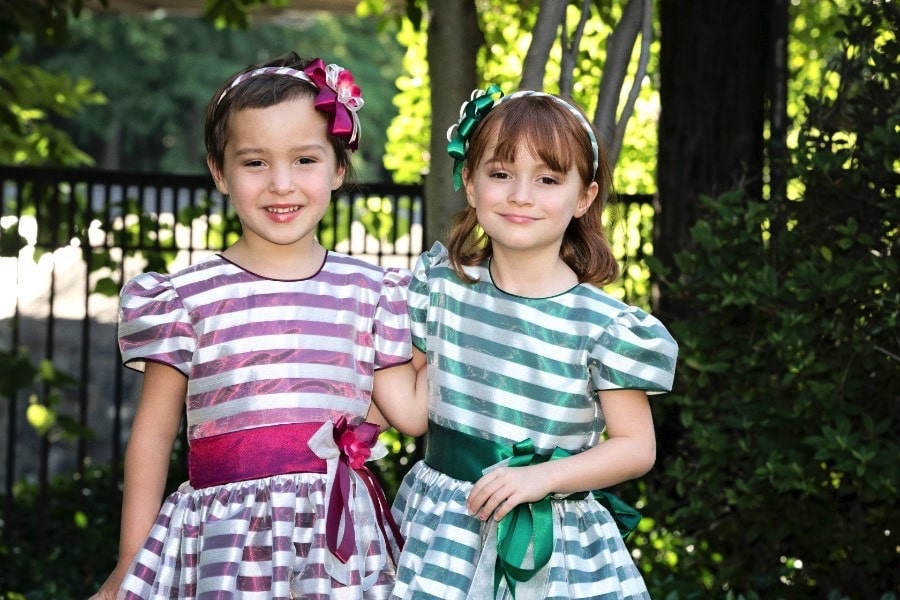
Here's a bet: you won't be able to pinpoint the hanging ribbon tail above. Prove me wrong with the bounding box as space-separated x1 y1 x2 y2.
354 465 404 564
325 454 356 563
490 440 558 598
348 422 403 562
451 161 465 191
309 420 357 568
594 490 642 539
329 109 355 138
308 421 353 585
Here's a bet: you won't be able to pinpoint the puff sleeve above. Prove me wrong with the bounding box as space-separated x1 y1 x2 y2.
408 241 448 352
373 266 413 369
589 304 678 394
117 272 195 375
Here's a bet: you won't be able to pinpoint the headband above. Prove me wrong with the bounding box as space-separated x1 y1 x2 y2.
446 85 600 191
217 58 364 151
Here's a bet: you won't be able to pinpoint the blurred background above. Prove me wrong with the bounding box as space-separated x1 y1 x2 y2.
0 1 897 597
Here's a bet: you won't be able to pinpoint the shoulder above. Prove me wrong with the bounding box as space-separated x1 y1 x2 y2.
121 254 227 300
412 241 476 283
572 285 677 351
323 251 411 291
565 284 633 321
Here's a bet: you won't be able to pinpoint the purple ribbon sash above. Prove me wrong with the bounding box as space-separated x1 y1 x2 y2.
189 421 403 564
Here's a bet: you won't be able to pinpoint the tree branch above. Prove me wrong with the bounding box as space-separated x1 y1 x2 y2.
611 0 652 165
595 0 651 166
520 0 568 90
559 0 591 97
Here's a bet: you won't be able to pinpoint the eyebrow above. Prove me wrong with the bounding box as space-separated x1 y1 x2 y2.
231 143 328 157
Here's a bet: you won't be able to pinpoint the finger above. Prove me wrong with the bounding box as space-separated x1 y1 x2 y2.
466 473 499 514
479 486 515 521
492 496 513 521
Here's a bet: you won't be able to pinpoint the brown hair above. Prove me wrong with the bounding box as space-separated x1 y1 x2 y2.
203 52 354 180
447 93 619 286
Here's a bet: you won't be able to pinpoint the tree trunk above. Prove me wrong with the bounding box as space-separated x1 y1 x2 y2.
655 0 768 318
424 0 481 247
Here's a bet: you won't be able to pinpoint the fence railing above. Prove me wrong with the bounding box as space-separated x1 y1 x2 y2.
0 164 654 531
0 165 424 508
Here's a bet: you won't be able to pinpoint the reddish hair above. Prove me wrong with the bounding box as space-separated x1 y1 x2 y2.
447 93 619 286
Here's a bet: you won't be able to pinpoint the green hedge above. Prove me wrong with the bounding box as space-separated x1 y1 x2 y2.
639 4 899 598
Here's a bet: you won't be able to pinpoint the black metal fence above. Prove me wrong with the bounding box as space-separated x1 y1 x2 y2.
0 164 654 529
0 165 425 506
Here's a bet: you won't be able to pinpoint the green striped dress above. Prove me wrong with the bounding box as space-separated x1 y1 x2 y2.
390 243 678 600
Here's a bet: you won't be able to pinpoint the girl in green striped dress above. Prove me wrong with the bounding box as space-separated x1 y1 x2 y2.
387 87 678 599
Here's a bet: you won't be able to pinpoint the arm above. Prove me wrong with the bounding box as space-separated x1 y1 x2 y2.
90 361 187 599
370 347 428 437
466 388 655 521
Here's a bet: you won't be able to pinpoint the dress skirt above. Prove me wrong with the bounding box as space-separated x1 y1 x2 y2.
118 473 397 600
390 462 650 600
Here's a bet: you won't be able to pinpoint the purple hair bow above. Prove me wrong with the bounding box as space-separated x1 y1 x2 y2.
303 58 364 151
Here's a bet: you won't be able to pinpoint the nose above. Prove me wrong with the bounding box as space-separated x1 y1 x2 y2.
507 180 534 206
269 166 295 195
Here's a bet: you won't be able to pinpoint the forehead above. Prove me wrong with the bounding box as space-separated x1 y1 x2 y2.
476 112 576 173
224 97 328 148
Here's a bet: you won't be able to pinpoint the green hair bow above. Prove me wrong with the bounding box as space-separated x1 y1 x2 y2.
446 84 504 191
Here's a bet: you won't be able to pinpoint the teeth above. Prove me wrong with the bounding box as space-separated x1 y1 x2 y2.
267 206 300 214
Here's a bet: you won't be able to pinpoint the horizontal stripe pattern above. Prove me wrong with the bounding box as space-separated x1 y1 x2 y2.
116 252 410 597
392 463 649 600
120 474 397 599
119 252 411 439
409 243 677 454
392 243 677 598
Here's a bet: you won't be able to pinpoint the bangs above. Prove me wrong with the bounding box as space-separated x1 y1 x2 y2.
473 97 587 179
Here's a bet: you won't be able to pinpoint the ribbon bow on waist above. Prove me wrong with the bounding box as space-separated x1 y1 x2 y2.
424 422 642 599
309 416 403 585
492 439 569 598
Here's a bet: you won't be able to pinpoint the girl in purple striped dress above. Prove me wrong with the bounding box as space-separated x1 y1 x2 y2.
90 52 425 600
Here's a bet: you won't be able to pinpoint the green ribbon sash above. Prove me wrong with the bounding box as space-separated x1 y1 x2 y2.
424 422 642 598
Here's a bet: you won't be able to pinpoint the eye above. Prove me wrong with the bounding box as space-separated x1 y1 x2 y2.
296 156 317 165
243 159 265 168
537 175 560 185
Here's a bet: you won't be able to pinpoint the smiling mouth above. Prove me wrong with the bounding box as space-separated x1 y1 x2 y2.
266 206 301 214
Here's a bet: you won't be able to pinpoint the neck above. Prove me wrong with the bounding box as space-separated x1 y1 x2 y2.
489 248 578 297
223 237 325 279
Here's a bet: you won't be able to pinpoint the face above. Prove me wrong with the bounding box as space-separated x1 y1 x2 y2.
464 145 597 258
208 96 344 253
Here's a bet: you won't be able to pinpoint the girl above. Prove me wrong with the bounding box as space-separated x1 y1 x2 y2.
389 88 678 599
91 53 424 600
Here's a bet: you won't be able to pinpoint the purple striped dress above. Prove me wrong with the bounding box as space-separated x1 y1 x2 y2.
115 252 411 600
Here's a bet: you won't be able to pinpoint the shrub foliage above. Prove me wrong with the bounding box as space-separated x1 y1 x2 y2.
642 4 899 597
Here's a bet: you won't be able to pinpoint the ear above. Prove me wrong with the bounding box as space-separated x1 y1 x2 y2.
332 164 346 191
207 155 228 195
575 181 599 218
463 167 476 207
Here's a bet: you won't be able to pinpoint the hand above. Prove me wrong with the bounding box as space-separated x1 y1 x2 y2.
88 566 126 600
466 464 550 522
88 585 117 600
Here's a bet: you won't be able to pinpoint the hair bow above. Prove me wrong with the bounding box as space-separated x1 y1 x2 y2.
446 84 504 191
303 58 364 151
